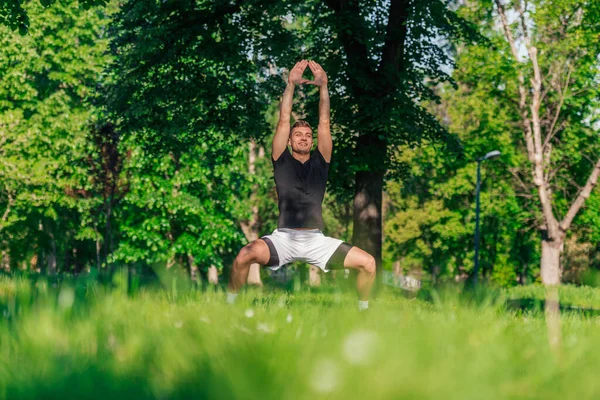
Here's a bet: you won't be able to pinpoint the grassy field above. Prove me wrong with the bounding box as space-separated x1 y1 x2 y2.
2 273 600 399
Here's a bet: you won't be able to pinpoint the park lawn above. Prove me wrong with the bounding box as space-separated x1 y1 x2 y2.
1 275 600 399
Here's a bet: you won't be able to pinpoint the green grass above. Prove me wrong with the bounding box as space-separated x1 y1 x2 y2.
506 284 600 310
2 275 600 399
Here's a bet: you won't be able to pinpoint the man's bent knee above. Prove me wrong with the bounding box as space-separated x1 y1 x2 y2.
363 255 376 276
235 240 269 266
235 246 257 265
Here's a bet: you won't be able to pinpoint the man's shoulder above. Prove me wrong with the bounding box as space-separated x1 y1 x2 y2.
311 147 329 165
273 148 291 164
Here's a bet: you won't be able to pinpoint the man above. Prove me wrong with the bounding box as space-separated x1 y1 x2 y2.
227 60 376 311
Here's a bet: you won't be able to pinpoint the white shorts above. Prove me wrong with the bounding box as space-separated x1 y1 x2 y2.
261 228 352 272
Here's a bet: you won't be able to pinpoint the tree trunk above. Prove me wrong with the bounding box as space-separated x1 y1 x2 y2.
1 248 9 272
308 265 321 287
104 199 113 262
166 230 175 269
93 226 102 269
541 237 563 285
47 237 57 274
1 196 13 272
166 257 176 270
243 140 263 286
30 254 38 272
324 0 410 277
188 254 198 284
247 265 262 285
393 260 401 277
207 265 219 285
544 285 562 357
353 169 384 271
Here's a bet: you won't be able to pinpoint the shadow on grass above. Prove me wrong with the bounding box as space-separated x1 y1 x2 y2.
505 297 600 317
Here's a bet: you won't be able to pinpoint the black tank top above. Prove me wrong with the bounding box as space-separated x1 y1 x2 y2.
272 148 329 229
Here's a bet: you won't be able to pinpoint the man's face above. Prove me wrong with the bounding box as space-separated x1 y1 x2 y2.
289 127 313 155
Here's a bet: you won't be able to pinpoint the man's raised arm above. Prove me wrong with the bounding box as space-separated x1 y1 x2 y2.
272 60 308 161
308 61 332 163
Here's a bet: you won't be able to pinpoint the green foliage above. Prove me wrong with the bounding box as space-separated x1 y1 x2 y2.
461 0 600 280
0 0 115 270
383 0 600 285
0 0 107 34
384 140 538 285
275 0 481 197
2 0 599 285
111 140 249 271
105 0 293 154
102 0 300 271
0 0 30 34
579 192 600 244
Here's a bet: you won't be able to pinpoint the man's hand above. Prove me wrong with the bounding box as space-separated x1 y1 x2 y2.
306 61 328 86
309 60 332 162
274 61 307 161
288 60 309 85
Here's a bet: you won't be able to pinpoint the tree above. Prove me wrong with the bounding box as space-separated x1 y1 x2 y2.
73 121 128 270
103 0 288 276
0 0 114 272
284 0 478 272
383 128 538 287
472 0 600 284
0 0 107 34
102 0 478 277
109 140 248 278
240 140 265 286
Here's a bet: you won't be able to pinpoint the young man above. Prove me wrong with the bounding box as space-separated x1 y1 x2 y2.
227 60 376 310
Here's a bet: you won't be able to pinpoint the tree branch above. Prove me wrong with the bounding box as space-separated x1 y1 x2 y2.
0 192 13 230
560 158 600 232
546 161 567 184
543 65 572 149
494 0 536 165
512 0 559 236
323 0 374 92
509 167 532 192
379 0 410 82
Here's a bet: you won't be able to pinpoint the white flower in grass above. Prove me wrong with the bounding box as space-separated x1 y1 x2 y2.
342 329 379 366
334 292 343 304
286 313 293 323
257 323 274 333
107 333 117 350
244 308 254 318
58 287 75 310
310 358 340 393
235 324 252 334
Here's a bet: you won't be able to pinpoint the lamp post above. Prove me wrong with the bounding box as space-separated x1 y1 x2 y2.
473 150 501 286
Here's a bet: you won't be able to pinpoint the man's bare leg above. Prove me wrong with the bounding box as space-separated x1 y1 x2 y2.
343 247 377 309
227 240 270 302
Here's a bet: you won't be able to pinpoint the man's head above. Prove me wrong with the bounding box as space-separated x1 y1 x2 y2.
289 120 313 155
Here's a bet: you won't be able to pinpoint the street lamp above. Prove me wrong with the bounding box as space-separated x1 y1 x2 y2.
473 150 501 286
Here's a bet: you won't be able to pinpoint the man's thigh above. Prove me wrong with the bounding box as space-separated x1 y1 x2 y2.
342 246 373 270
241 239 271 266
